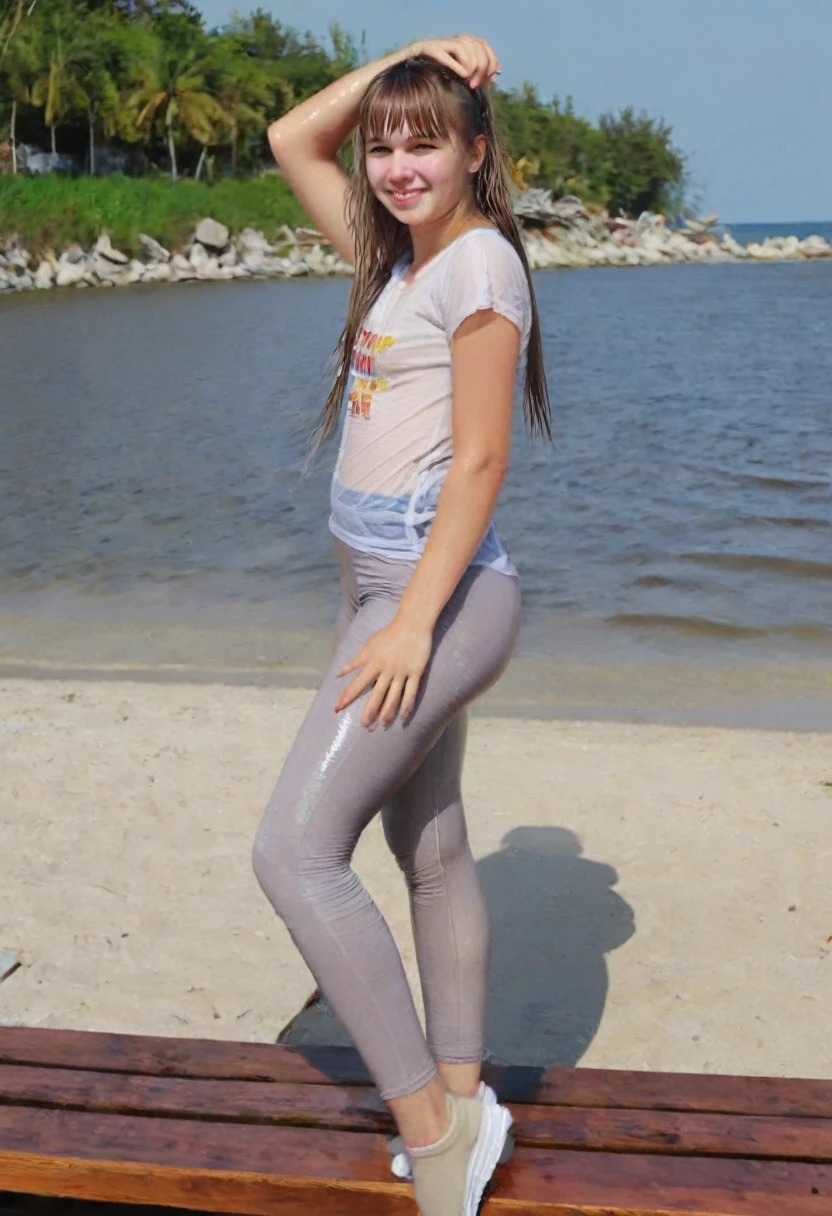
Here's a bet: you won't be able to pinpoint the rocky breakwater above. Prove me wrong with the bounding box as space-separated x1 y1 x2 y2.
2 194 831 294
517 192 832 270
0 217 352 294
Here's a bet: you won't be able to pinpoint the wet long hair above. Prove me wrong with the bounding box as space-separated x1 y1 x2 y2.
313 55 551 449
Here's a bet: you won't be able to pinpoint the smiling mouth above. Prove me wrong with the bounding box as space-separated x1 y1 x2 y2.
389 189 425 203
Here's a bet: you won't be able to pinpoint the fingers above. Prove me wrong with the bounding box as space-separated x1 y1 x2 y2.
335 666 422 728
400 674 421 722
337 653 364 678
419 36 501 89
361 671 393 729
372 676 405 730
334 663 377 714
456 36 498 88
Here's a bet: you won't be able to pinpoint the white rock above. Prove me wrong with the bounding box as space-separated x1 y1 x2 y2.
171 253 196 281
94 233 129 264
141 262 172 283
14 272 33 290
746 241 782 261
34 261 54 289
237 227 272 254
799 234 832 257
189 243 212 270
721 234 747 258
93 252 127 281
59 244 87 266
301 244 328 273
241 250 269 274
194 217 229 250
523 233 574 269
778 235 802 257
138 233 170 263
4 248 30 269
0 271 13 290
127 259 146 284
196 256 221 279
218 246 238 268
264 256 296 275
56 261 89 287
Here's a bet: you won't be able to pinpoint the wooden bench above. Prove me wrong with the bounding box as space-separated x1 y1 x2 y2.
0 1027 830 1214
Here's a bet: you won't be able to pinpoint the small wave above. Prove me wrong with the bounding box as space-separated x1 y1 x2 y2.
750 514 832 530
724 470 830 491
680 553 832 581
631 574 706 591
608 613 769 639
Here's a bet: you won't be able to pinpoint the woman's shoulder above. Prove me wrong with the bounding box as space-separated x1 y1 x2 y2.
445 226 527 275
434 226 532 340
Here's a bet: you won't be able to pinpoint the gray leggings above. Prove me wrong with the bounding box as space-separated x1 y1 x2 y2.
253 539 521 1100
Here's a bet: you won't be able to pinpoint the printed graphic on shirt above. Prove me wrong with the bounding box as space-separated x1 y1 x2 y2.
348 329 395 419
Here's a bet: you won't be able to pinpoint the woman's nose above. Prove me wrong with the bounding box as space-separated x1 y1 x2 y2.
387 150 415 181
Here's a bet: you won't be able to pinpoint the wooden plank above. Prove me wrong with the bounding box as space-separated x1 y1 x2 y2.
1 1107 831 1215
0 1064 389 1134
3 1065 832 1164
2 1030 832 1118
498 1148 832 1214
0 1027 368 1086
492 1066 832 1119
516 1104 832 1163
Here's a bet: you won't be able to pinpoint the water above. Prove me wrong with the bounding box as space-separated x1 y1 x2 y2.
725 220 832 247
2 259 831 721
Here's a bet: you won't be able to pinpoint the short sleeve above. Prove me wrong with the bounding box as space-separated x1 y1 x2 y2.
439 233 531 346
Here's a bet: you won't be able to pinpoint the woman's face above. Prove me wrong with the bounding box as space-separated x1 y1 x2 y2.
364 123 485 227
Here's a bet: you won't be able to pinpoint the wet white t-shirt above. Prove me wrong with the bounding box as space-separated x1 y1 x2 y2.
329 228 531 575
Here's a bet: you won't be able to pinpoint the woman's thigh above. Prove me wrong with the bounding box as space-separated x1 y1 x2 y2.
258 565 521 862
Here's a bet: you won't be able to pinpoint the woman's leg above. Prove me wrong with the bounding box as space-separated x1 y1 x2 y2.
382 710 490 1099
252 560 520 1112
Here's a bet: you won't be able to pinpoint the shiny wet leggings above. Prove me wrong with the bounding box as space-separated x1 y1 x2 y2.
252 539 521 1100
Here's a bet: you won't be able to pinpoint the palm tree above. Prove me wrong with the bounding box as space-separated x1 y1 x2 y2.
127 41 227 182
72 13 130 175
209 37 275 175
1 17 38 172
0 0 38 64
31 9 86 154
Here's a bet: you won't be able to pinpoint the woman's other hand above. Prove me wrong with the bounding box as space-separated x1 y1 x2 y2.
406 36 500 89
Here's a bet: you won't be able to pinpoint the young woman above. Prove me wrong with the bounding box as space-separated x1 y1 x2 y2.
253 34 550 1216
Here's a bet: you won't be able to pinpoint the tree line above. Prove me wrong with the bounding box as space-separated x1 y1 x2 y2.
0 0 687 216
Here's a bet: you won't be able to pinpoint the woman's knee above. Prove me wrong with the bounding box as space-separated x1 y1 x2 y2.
385 803 471 888
251 816 304 917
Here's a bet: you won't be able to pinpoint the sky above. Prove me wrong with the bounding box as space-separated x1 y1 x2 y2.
194 0 830 223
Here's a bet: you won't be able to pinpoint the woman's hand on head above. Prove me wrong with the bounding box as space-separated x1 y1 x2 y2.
334 616 434 729
406 36 500 89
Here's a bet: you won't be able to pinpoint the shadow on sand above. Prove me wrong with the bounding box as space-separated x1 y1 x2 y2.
277 825 635 1076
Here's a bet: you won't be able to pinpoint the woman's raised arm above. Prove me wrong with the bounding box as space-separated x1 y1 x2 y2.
267 37 500 264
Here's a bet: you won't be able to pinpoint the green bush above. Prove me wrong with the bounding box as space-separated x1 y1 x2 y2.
0 173 309 255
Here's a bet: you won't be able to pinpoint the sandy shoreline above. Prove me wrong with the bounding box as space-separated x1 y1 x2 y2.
2 674 830 1079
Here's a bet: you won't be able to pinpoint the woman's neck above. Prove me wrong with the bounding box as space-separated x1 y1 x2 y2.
407 203 491 277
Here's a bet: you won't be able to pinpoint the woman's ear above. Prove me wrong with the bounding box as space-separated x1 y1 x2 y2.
468 133 487 175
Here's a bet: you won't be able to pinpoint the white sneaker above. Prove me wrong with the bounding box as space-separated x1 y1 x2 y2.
407 1090 514 1216
388 1082 502 1181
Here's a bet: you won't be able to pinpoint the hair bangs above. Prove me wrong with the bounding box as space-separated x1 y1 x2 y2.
360 71 460 144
